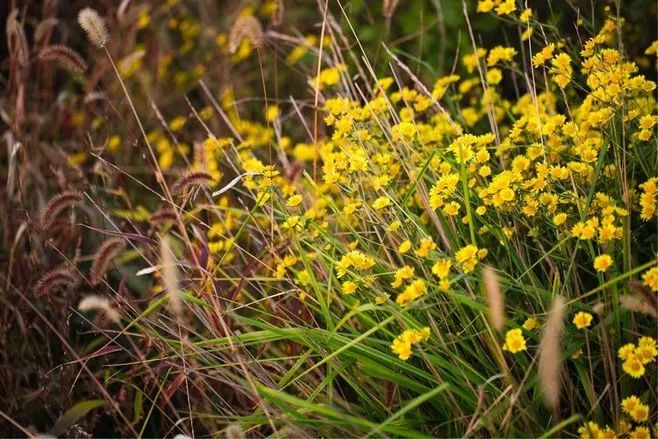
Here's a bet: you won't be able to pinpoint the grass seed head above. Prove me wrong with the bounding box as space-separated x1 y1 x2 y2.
539 296 565 411
39 44 87 74
482 265 505 331
36 268 78 297
40 191 82 230
90 238 125 286
229 15 264 53
78 7 109 48
160 235 182 317
78 295 120 323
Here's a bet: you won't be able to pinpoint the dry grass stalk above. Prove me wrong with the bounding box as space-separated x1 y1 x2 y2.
538 296 565 411
90 238 125 286
160 236 182 317
78 7 109 48
40 191 82 230
482 265 505 331
39 44 88 74
229 15 264 53
78 295 120 323
7 9 29 67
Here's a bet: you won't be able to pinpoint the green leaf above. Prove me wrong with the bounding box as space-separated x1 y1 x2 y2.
50 399 105 437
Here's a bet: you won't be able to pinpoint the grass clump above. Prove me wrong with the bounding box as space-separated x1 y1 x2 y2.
0 0 656 437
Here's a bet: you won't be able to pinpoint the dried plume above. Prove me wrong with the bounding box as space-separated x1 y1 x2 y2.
78 295 120 323
620 295 658 318
40 191 82 230
34 17 60 45
224 424 245 439
229 15 264 53
36 268 78 296
39 44 88 74
160 236 182 317
171 170 214 196
383 0 400 19
150 208 179 226
538 296 565 411
90 237 125 286
7 9 29 67
77 7 109 48
482 265 505 331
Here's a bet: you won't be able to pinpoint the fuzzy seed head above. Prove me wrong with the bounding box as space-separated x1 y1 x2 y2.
229 15 264 54
78 7 109 48
160 236 182 317
539 296 565 411
78 295 120 323
39 44 87 74
482 265 505 331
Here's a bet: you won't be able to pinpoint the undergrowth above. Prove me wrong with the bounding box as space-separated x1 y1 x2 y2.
1 0 657 437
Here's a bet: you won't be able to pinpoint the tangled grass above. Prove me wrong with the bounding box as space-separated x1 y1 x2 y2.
1 0 657 437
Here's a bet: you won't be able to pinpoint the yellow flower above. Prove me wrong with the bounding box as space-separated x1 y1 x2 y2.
396 279 427 306
553 213 567 226
414 237 436 258
522 317 540 330
631 404 649 422
502 328 527 354
629 427 651 439
639 178 657 220
286 194 303 207
391 337 412 361
533 43 555 67
342 281 357 295
618 343 636 360
432 259 452 279
387 220 401 232
372 196 391 210
637 337 658 363
486 68 503 84
622 353 646 378
398 240 412 254
578 422 601 439
391 265 414 288
621 395 641 414
642 266 658 292
573 311 593 329
336 250 375 277
593 254 613 272
265 105 279 122
550 53 572 88
487 46 517 66
495 0 515 15
455 244 482 273
391 327 430 360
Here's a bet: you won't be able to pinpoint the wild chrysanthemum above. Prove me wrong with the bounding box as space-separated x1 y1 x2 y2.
396 279 427 306
502 329 527 354
641 266 658 292
523 317 540 330
391 328 430 360
593 254 613 272
573 312 593 329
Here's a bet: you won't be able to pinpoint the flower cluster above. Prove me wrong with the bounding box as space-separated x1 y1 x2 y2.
618 337 658 379
391 327 431 360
